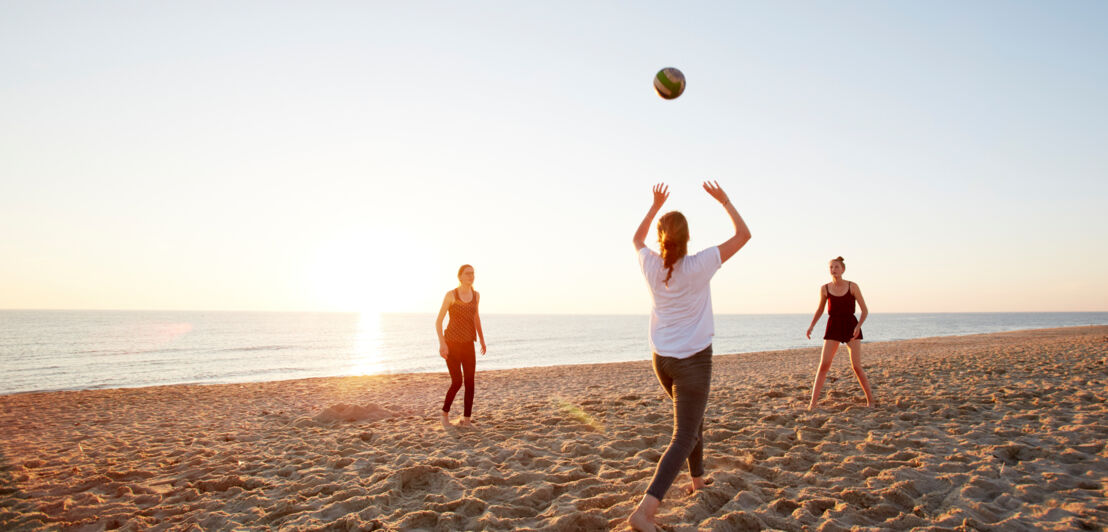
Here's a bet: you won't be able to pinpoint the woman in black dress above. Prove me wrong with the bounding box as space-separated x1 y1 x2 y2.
805 256 874 409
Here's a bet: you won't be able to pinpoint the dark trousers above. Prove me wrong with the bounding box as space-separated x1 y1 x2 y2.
646 344 712 501
442 341 476 417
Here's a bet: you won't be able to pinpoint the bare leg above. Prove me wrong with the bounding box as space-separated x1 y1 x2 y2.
808 340 840 410
846 339 875 407
628 494 660 531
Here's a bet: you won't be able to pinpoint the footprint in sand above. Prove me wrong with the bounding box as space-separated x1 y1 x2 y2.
990 443 1041 465
390 465 462 497
394 510 439 529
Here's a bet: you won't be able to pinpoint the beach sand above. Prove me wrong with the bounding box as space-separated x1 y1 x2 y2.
2 326 1106 531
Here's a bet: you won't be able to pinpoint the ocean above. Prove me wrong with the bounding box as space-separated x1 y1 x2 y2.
1 311 1105 395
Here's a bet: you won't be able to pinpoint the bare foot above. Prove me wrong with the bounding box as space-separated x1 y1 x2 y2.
459 417 473 428
627 494 659 531
627 508 654 531
684 475 709 495
440 411 452 429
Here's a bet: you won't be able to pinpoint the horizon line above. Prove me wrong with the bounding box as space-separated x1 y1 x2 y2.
2 308 1108 316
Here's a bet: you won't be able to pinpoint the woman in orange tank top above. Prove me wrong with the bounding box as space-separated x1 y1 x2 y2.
434 264 486 428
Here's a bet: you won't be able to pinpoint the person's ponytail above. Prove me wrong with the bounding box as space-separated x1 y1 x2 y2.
657 212 689 287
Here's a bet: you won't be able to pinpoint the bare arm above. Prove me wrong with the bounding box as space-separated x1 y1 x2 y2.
806 285 828 339
702 181 751 263
434 291 453 358
852 282 868 339
632 183 669 250
474 292 486 355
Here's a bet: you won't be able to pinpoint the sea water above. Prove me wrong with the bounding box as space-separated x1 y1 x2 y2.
1 310 1105 395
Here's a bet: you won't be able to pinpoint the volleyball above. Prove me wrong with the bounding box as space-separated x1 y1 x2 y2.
653 67 686 100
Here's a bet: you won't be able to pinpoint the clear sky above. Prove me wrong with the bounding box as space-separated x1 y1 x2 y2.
2 2 1106 314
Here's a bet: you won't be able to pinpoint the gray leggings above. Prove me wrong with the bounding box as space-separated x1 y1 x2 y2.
646 344 712 501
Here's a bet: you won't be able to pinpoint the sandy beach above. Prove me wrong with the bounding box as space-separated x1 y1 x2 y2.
1 325 1105 531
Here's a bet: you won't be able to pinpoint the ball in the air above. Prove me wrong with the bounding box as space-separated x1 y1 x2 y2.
654 67 686 100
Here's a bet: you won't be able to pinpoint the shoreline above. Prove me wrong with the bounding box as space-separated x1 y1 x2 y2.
2 325 1106 530
5 323 1107 398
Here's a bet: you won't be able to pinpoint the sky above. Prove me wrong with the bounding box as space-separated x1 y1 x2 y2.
2 2 1106 315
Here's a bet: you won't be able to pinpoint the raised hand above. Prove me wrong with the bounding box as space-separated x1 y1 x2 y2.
702 180 730 205
652 183 669 208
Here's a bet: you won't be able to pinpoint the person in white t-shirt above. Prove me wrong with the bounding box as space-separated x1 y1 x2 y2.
628 181 752 531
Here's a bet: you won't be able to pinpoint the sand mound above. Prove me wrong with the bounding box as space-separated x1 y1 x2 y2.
314 403 397 423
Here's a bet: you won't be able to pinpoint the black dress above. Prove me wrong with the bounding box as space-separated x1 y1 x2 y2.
824 282 862 343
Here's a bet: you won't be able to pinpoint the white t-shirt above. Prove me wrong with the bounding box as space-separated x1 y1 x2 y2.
638 245 722 358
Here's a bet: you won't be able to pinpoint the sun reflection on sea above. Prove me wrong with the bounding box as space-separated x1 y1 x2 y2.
351 311 386 376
